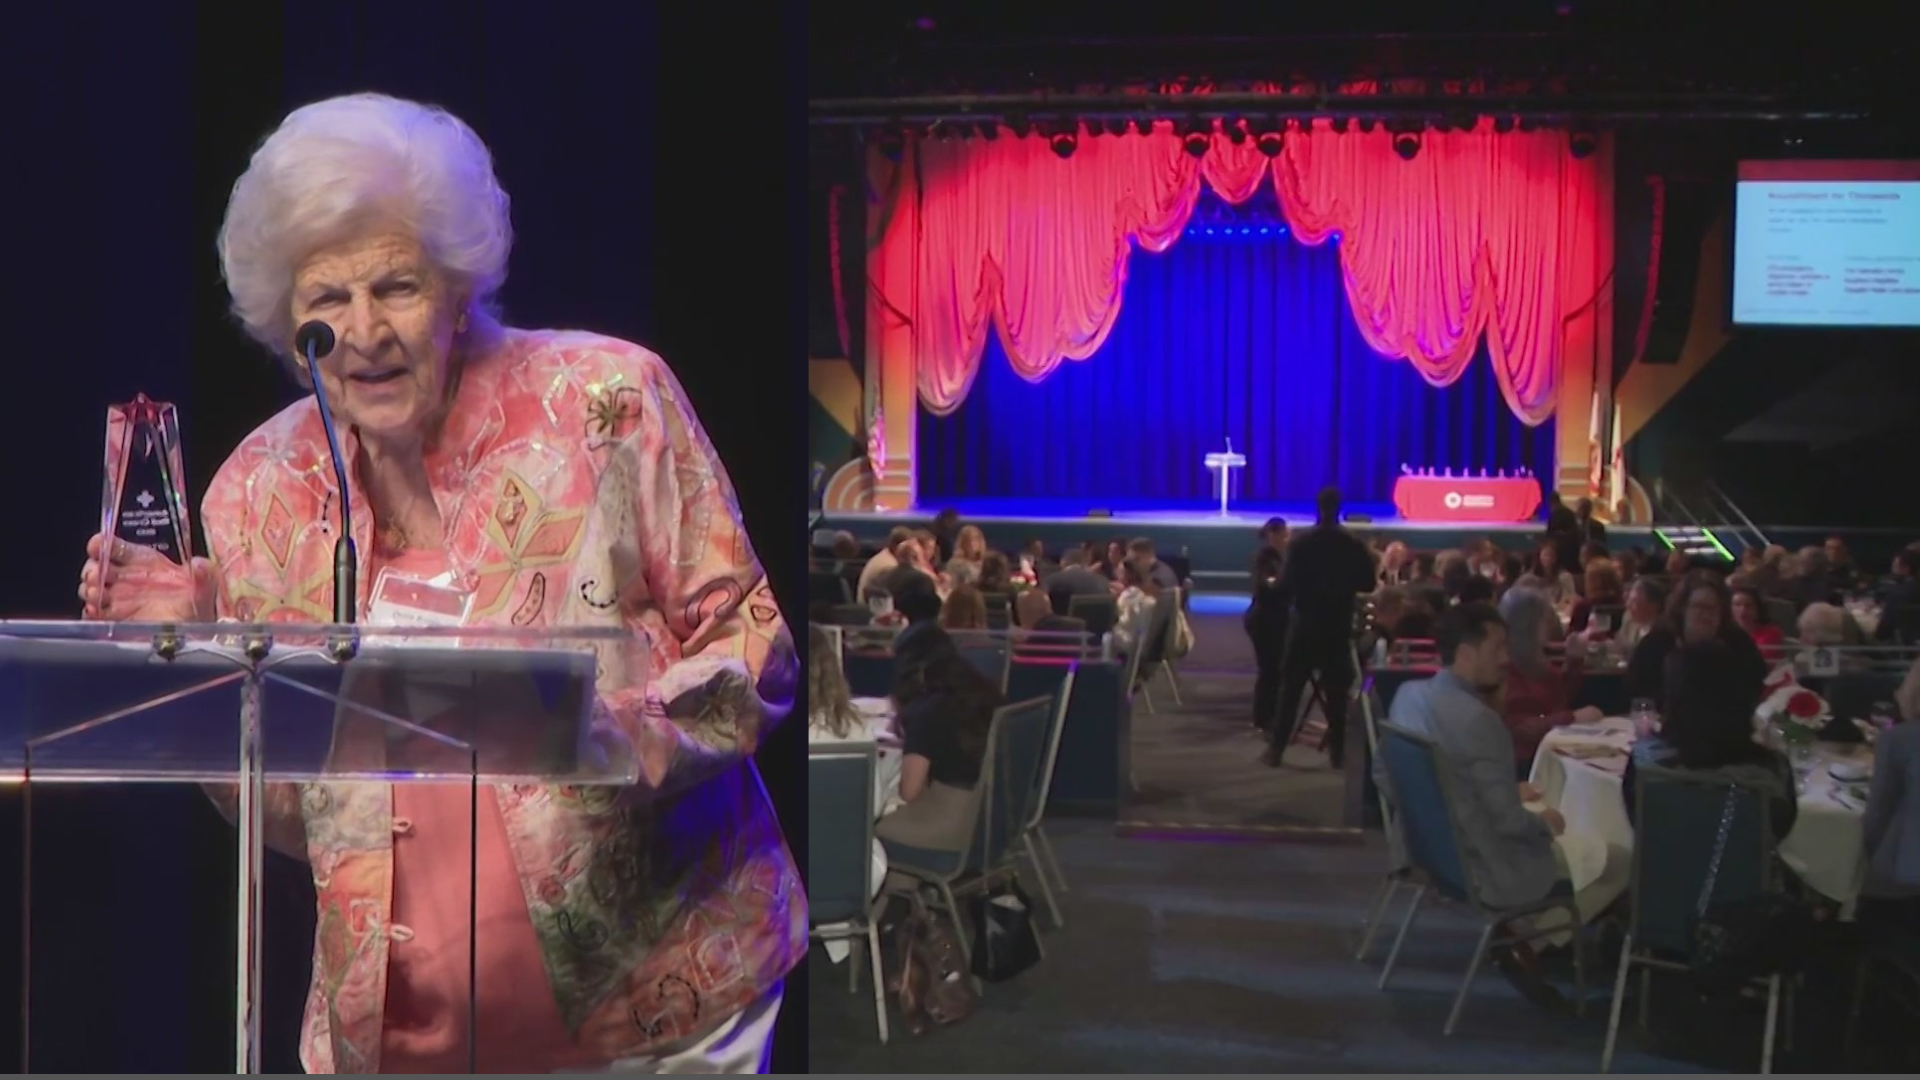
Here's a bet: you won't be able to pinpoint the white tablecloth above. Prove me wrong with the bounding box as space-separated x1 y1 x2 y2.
1529 718 1869 911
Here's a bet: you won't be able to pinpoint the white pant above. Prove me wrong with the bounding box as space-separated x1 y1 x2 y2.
559 981 783 1074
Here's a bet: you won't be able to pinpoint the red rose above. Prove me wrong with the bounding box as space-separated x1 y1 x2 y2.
1786 690 1825 720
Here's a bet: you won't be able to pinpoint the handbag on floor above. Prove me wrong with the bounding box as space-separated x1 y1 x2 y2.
969 880 1043 983
1686 785 1818 994
888 892 977 1034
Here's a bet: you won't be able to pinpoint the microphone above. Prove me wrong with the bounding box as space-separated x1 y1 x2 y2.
295 320 359 657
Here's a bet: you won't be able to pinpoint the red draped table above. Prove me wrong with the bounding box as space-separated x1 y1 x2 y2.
1392 475 1542 523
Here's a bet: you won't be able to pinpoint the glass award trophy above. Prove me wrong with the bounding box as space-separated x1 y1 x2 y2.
102 393 191 564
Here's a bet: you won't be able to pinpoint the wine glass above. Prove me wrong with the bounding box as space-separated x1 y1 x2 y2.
1630 697 1658 738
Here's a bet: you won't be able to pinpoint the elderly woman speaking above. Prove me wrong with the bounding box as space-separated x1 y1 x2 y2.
76 94 801 1073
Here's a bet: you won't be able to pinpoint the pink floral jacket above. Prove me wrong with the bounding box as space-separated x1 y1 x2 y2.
201 329 803 1072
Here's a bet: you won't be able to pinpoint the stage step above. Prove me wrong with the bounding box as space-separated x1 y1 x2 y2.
1657 524 1731 561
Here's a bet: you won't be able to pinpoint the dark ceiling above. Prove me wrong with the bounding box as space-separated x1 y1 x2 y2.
810 2 1914 122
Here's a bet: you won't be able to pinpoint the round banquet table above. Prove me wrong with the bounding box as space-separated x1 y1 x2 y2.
1528 717 1869 913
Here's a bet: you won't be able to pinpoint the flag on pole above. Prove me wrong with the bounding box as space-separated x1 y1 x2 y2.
1587 388 1605 499
867 406 885 483
1609 403 1627 517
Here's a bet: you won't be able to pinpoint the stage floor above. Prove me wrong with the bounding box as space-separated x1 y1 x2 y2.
828 496 1580 534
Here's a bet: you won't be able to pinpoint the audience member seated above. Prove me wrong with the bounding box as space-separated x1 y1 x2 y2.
1874 544 1919 644
1731 585 1787 660
1097 538 1128 580
828 530 860 562
808 623 872 744
1497 587 1603 771
1860 660 1920 933
940 584 989 632
880 565 945 627
1567 560 1625 634
1824 535 1858 592
1626 571 1767 708
1622 640 1801 868
1780 546 1839 610
1380 603 1629 1009
874 624 1005 852
928 507 962 564
1612 576 1665 651
1109 563 1160 656
976 550 1013 594
1530 540 1577 606
1798 601 1867 657
1016 538 1053 580
1378 540 1413 587
856 525 916 600
1457 575 1496 605
1125 537 1181 594
1012 588 1087 659
1045 547 1111 615
1662 548 1694 578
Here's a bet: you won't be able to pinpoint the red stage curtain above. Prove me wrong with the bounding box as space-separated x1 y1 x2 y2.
888 122 1602 425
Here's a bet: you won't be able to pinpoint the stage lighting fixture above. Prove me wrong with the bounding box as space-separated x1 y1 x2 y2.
1245 117 1283 157
1386 122 1422 161
1181 119 1212 158
1048 125 1078 159
1569 129 1597 158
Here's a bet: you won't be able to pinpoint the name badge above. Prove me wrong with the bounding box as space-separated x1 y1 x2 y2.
368 567 473 631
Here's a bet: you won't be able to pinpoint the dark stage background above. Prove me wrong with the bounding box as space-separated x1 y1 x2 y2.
917 190 1556 513
0 2 806 1072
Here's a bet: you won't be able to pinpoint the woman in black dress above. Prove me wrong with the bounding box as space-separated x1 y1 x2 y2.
1247 517 1292 732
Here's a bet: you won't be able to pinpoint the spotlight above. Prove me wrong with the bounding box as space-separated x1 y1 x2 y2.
1181 119 1213 158
1048 123 1078 159
1386 121 1423 161
1245 117 1283 157
1569 128 1597 159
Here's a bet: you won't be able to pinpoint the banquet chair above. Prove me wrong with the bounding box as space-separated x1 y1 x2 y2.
1354 682 1422 964
952 632 1013 693
1602 765 1787 1073
1020 668 1078 925
1374 722 1588 1036
1065 593 1119 639
808 743 887 1042
881 697 1054 977
1136 586 1185 713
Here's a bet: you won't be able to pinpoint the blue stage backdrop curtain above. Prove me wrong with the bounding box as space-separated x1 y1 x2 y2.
917 210 1557 513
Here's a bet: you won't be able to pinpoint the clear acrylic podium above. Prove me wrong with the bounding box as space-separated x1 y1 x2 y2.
0 619 635 1073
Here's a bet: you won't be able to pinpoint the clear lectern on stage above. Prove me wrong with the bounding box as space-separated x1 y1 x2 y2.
1203 441 1247 517
0 619 634 1074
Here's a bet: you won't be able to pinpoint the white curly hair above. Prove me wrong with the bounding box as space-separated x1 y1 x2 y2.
217 92 513 363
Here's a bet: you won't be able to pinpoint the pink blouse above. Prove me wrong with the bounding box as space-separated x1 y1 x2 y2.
373 548 593 1073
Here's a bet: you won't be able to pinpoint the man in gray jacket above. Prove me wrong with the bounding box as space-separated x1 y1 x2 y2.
1378 603 1574 1007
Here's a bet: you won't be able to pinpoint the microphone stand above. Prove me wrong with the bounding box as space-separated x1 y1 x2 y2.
307 340 359 661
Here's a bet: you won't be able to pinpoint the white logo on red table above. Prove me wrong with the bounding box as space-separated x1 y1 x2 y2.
1442 491 1495 511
